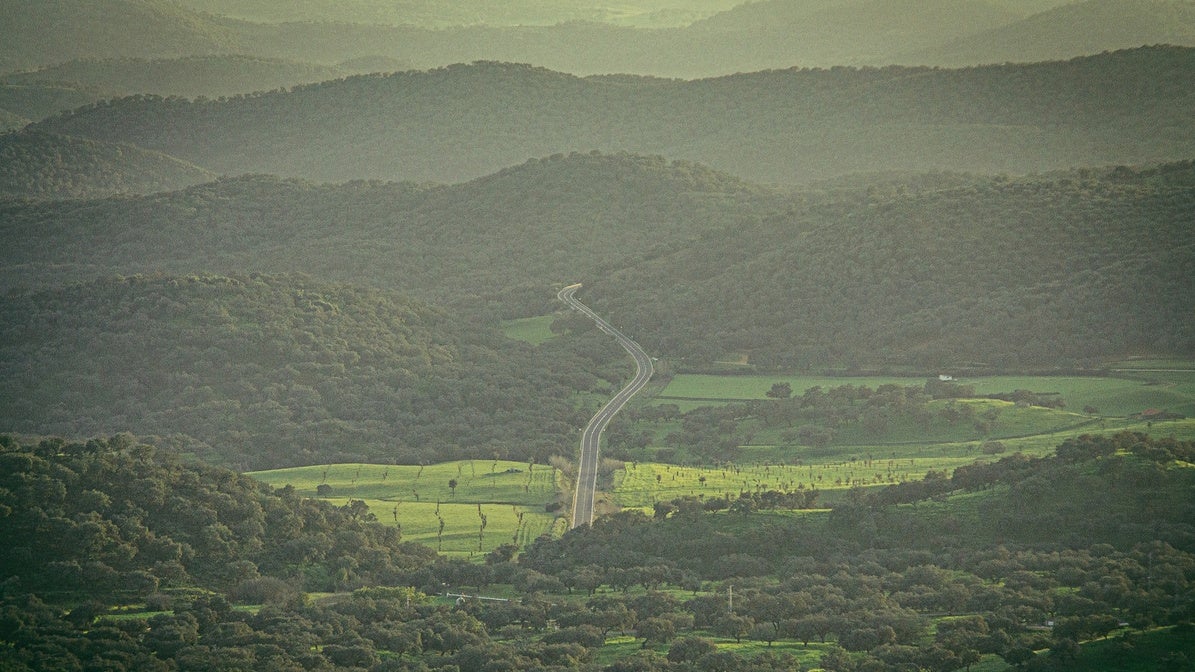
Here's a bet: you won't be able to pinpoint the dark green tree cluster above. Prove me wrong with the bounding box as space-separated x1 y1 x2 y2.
0 273 604 469
0 130 214 199
0 434 437 600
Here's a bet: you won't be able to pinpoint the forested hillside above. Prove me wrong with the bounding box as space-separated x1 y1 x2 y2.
0 274 621 469
2 432 1192 671
0 154 774 304
2 153 1192 368
31 48 1195 184
592 161 1195 367
0 131 215 199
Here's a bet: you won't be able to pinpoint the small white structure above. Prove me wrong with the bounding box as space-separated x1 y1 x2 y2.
938 374 954 381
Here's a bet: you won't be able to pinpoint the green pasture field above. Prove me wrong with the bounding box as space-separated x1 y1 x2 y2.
594 634 829 668
1048 625 1195 671
612 457 975 509
249 460 564 557
500 315 558 345
653 370 1195 419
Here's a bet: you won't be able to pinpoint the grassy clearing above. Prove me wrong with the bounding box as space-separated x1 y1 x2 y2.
500 315 558 345
612 457 974 509
653 370 1195 419
593 633 830 667
249 460 564 557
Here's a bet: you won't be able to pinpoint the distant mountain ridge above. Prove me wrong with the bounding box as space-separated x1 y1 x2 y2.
2 0 1190 76
28 48 1195 184
902 0 1195 65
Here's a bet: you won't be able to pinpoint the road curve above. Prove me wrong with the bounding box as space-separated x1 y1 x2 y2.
558 283 654 529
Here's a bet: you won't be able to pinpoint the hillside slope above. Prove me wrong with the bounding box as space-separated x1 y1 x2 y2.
0 0 242 71
0 153 772 306
30 49 1195 184
591 161 1195 367
2 153 1192 368
2 55 353 99
0 131 215 199
0 274 595 468
905 0 1195 65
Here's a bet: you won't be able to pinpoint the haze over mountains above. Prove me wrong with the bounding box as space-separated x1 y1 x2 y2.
21 47 1195 186
1 0 1189 78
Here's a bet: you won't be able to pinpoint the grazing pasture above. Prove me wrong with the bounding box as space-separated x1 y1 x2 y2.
249 460 564 556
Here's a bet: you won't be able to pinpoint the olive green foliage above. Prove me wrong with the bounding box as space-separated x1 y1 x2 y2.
0 130 214 199
30 48 1195 184
0 274 598 469
0 435 437 598
3 153 1192 369
2 433 1192 672
594 160 1195 368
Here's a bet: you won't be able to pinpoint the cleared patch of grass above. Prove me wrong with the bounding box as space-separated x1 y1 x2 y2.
501 315 558 345
652 371 1195 419
249 460 564 557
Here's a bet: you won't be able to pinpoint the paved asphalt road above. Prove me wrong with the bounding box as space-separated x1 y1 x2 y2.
557 283 654 529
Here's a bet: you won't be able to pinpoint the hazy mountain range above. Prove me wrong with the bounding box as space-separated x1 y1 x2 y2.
18 47 1193 186
1 0 1189 78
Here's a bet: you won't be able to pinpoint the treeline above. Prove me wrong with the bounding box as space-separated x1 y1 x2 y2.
0 434 437 599
0 273 622 469
28 48 1195 184
2 432 1192 671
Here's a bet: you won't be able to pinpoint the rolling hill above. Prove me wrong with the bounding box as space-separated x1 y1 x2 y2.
0 153 772 304
4 0 1189 79
589 160 1195 368
0 130 215 199
904 0 1195 65
0 0 242 71
0 274 595 469
0 82 106 129
2 55 355 99
1 151 1192 369
28 48 1195 185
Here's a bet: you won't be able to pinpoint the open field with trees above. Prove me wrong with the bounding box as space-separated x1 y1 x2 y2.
249 461 565 557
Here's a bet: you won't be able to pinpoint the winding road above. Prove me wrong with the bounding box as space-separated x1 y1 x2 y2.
557 283 654 529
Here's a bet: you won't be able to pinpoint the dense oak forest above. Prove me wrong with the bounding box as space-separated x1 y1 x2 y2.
0 274 630 469
28 48 1195 184
591 160 1195 367
1 433 1192 671
3 153 1192 368
0 131 215 199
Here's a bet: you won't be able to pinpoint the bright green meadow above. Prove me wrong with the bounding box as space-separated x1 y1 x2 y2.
249 460 565 557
